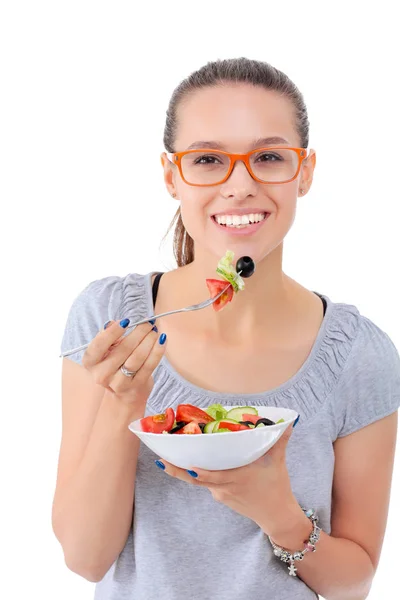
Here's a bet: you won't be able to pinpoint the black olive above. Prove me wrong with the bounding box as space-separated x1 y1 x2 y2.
236 256 255 278
198 423 206 432
168 421 187 434
255 418 276 427
239 421 255 427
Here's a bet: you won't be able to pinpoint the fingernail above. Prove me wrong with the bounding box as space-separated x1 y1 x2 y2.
103 320 112 330
154 460 165 471
149 319 156 325
119 318 130 329
159 333 167 345
187 470 198 478
293 415 300 428
152 326 158 333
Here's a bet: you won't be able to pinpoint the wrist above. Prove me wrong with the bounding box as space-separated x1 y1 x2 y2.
269 507 313 553
103 389 146 428
258 493 308 540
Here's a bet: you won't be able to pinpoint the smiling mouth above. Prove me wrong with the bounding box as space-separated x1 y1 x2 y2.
212 212 269 229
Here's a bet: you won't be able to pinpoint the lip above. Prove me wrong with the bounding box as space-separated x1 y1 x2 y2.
211 213 270 236
212 208 269 216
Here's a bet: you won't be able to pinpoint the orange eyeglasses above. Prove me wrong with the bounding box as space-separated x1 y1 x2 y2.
166 147 308 187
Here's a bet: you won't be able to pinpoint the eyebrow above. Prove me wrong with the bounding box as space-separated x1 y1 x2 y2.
185 137 290 151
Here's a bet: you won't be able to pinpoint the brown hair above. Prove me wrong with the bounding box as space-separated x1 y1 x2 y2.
162 57 310 267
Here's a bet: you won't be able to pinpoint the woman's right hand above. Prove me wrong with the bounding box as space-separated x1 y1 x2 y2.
81 319 167 406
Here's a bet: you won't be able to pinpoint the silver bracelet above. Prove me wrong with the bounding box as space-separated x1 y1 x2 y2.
268 508 322 577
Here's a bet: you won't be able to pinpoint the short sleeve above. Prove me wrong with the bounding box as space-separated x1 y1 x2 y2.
60 276 124 366
332 315 400 438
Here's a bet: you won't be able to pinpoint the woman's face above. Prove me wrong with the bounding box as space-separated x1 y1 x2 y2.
161 83 316 265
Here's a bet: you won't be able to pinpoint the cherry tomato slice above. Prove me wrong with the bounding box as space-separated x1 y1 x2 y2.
242 413 260 425
175 421 202 435
176 404 214 424
140 407 175 433
205 279 234 312
219 421 250 431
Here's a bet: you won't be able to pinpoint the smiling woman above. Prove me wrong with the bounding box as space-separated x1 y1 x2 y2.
54 57 400 600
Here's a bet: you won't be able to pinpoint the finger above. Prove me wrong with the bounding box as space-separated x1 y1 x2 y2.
252 426 294 467
85 321 154 386
105 321 156 371
110 327 160 394
186 465 237 485
155 458 209 487
82 318 146 368
156 455 236 486
127 332 167 388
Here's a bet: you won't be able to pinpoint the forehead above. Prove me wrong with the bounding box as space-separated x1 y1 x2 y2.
175 83 299 151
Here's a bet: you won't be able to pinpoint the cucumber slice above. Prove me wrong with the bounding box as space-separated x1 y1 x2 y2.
204 421 218 434
206 404 228 421
276 418 285 424
215 428 231 433
225 406 258 422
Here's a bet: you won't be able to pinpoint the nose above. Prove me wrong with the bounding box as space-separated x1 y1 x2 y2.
219 158 258 199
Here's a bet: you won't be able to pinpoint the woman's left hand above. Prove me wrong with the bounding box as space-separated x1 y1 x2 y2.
155 425 300 537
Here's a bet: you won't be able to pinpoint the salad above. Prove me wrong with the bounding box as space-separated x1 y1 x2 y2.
140 403 285 434
205 251 255 312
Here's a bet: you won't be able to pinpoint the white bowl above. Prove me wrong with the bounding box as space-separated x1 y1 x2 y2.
129 406 298 470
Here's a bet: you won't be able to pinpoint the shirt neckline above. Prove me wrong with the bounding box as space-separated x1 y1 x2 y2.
144 270 335 400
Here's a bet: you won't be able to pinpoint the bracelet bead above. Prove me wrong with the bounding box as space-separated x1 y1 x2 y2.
268 507 321 577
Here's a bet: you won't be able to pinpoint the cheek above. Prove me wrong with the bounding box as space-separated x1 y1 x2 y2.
179 189 213 236
271 181 298 207
271 185 298 221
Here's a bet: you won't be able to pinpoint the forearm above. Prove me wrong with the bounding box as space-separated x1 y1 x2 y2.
53 391 145 579
263 501 375 600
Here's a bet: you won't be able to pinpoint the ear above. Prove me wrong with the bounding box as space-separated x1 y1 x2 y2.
160 152 177 198
299 148 317 195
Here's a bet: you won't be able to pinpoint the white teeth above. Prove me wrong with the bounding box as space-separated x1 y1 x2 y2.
215 212 267 227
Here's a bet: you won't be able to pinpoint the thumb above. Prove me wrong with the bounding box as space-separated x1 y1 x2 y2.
265 423 295 460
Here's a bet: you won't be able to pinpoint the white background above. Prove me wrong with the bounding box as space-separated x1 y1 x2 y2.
1 1 399 599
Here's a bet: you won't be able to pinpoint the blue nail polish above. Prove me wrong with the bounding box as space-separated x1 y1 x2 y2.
119 318 130 329
155 460 165 470
103 320 112 330
152 326 158 333
293 415 300 428
149 319 156 325
187 470 198 478
159 333 167 345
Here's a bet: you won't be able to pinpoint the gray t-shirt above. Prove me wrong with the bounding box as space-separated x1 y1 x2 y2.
60 272 400 600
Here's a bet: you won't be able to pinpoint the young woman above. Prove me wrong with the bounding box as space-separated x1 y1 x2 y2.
53 58 400 600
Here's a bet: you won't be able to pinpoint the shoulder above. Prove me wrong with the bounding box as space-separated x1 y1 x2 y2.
333 297 400 378
325 296 400 438
60 272 152 365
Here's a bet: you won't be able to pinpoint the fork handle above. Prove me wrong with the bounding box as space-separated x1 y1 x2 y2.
59 310 175 358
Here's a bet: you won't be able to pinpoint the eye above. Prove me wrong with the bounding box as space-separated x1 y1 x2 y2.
193 154 224 165
255 152 283 162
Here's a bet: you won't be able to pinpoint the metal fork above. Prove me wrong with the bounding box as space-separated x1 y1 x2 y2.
59 281 234 358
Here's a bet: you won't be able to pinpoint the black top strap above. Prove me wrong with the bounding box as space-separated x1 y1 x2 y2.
152 272 164 308
314 292 327 317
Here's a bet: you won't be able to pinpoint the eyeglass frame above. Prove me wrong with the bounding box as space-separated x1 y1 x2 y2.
165 146 308 187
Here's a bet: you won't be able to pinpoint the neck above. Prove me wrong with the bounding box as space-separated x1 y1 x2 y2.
174 243 303 343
